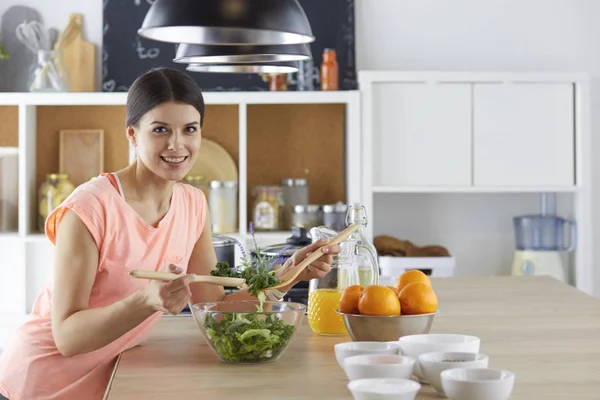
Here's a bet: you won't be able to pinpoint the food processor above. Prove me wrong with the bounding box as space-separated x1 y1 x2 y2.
511 194 576 282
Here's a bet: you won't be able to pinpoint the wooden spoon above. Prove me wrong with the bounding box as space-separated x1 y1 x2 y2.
264 224 359 291
129 270 245 287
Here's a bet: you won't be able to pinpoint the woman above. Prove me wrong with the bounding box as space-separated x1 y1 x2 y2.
0 67 340 400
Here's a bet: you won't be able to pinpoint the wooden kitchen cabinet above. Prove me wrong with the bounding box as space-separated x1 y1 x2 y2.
472 83 575 187
371 82 472 187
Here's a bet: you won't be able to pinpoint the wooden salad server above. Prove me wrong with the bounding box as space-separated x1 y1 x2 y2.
129 270 245 287
264 224 359 291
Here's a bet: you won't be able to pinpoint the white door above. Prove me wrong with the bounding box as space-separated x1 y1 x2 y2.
371 83 472 187
473 83 575 187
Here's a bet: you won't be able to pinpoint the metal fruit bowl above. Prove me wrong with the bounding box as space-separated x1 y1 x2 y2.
336 310 437 342
191 300 305 364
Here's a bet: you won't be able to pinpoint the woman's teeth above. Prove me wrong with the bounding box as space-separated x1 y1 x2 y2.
162 156 186 163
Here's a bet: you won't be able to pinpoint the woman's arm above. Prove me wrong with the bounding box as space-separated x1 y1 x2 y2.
51 209 194 357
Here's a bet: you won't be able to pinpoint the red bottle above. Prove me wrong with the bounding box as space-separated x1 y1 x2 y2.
320 48 338 91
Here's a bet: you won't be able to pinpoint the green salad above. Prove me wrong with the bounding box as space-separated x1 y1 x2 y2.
205 222 297 363
203 312 295 363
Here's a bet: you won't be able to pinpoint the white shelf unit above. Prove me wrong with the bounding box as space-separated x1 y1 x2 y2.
0 90 361 349
359 71 593 295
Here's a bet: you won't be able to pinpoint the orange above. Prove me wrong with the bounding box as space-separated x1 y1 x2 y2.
344 284 365 294
339 290 361 314
395 269 432 292
358 285 401 316
387 286 399 295
398 282 438 315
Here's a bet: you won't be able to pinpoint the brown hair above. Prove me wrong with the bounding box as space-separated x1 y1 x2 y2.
125 67 205 127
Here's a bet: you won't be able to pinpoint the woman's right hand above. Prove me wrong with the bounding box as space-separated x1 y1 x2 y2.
139 264 195 315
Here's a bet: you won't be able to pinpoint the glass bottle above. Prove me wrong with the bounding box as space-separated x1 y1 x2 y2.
306 226 379 336
38 173 75 232
252 185 283 231
320 48 338 91
346 202 380 285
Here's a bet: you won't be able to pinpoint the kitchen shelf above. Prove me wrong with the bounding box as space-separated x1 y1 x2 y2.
372 186 581 194
0 90 361 344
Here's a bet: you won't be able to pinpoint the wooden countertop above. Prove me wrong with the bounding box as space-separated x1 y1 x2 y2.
104 276 600 399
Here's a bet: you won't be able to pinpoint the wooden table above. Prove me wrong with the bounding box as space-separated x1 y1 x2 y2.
104 276 600 399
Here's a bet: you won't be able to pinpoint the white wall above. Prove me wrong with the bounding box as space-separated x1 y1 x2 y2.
0 0 598 295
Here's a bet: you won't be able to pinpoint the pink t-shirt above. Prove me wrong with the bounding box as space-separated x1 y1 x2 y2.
0 174 207 400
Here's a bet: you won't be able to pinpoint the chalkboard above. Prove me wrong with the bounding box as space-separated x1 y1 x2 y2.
102 0 356 92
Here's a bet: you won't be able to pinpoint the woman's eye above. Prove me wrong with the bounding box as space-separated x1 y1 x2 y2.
185 126 197 133
153 126 168 133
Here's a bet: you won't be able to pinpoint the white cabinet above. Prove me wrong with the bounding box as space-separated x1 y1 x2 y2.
473 83 575 187
372 83 472 187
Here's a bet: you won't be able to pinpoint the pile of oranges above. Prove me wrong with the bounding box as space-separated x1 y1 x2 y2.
339 270 438 316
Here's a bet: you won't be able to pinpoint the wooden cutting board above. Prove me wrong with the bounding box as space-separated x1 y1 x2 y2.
61 14 95 92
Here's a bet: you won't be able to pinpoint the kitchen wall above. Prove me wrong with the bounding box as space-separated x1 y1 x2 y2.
0 0 598 296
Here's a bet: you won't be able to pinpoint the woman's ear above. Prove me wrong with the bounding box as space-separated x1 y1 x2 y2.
126 126 137 147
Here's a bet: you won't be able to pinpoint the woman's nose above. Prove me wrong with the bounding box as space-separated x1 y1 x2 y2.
167 132 182 149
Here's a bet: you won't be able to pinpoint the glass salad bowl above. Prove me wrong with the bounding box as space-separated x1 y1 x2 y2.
191 300 306 364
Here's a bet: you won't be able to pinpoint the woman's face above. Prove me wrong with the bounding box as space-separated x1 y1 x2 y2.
128 101 202 182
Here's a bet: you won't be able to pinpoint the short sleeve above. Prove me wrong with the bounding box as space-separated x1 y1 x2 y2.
45 186 106 250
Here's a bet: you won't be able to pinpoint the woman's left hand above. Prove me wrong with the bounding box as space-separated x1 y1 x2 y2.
275 240 342 288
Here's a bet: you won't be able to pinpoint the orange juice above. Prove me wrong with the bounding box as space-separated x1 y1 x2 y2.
307 288 347 336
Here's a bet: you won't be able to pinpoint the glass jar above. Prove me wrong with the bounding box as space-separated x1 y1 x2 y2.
291 204 323 229
184 175 209 200
29 50 69 92
208 181 238 233
252 185 283 231
38 173 75 232
307 226 379 336
280 178 308 230
346 203 380 279
323 202 348 232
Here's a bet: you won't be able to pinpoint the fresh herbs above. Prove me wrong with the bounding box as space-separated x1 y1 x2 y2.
203 312 295 363
210 222 284 304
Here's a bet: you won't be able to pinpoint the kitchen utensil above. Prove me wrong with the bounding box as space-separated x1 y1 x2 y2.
441 368 515 400
213 234 237 269
252 226 312 263
347 378 421 400
0 6 42 91
53 15 79 51
264 224 359 291
129 270 245 287
334 341 400 368
511 194 576 282
419 352 490 397
191 300 306 364
336 311 436 342
61 14 95 92
342 354 416 381
187 138 238 182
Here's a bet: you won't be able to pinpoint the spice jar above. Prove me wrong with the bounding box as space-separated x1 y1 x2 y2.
208 181 238 233
38 173 75 232
252 185 283 231
320 48 338 91
280 178 308 230
291 204 323 229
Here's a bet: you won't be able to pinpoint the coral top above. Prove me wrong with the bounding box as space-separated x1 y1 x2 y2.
0 173 207 400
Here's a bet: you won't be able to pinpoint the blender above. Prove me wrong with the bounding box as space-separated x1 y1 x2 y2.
511 194 576 282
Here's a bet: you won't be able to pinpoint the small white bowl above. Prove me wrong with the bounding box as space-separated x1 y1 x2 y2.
397 334 481 381
441 368 515 400
335 341 400 368
343 354 416 381
419 352 490 397
348 378 421 400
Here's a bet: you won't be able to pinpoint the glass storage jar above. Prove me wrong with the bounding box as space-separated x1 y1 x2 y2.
38 173 75 232
280 178 308 230
208 181 238 233
252 185 283 231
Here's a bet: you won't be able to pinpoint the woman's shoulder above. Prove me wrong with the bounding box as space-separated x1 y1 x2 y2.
175 182 207 206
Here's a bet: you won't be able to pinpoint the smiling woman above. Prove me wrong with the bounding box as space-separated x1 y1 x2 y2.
0 67 341 400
